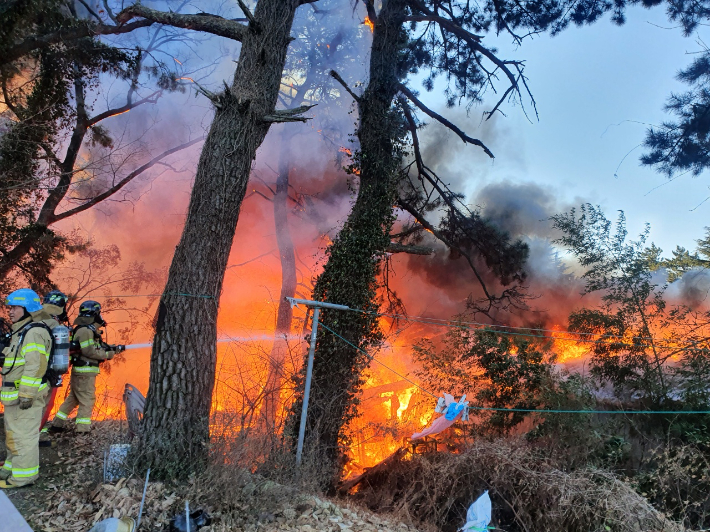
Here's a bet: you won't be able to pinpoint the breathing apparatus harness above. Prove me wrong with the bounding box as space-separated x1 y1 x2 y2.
1 321 57 385
70 323 101 368
0 318 11 356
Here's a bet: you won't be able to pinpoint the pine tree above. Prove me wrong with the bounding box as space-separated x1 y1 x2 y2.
0 1 198 293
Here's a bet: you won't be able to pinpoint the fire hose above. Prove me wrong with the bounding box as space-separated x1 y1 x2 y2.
39 334 304 432
121 334 303 351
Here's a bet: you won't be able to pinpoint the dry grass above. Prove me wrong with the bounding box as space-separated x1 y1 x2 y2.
349 439 687 532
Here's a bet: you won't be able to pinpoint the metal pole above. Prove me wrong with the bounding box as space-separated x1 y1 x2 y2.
185 500 191 532
296 306 320 466
135 468 150 531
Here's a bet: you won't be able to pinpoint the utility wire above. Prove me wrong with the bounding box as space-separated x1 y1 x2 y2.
83 291 214 299
340 306 710 350
316 315 710 416
65 291 710 347
350 307 671 343
317 321 437 399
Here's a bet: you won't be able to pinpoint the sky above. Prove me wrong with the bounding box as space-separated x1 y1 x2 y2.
412 5 710 254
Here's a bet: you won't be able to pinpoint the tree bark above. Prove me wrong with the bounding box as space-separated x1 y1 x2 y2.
260 132 297 431
139 0 306 477
287 0 409 484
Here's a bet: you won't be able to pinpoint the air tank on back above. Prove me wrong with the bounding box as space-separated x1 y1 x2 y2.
51 324 71 374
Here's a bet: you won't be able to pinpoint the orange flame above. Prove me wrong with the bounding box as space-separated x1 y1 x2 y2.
551 326 590 362
364 16 375 32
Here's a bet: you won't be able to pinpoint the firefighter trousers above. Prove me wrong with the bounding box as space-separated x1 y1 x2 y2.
53 373 97 433
3 389 47 486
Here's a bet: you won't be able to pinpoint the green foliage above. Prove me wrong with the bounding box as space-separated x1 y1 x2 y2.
641 231 710 281
642 49 710 177
553 205 670 403
0 1 136 292
436 199 530 286
414 325 596 436
553 204 710 410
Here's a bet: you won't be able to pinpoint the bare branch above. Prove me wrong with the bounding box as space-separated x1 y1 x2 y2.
362 0 377 22
386 242 433 255
390 224 424 239
88 90 162 126
116 4 247 42
399 83 494 158
102 0 118 23
397 198 494 301
236 0 258 27
76 0 102 22
246 189 274 202
330 70 361 103
405 0 537 120
401 100 426 174
263 104 316 123
52 137 205 223
226 249 277 269
2 20 154 67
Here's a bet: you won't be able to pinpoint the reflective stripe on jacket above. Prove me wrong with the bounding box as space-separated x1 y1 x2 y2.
1 316 51 404
71 321 114 375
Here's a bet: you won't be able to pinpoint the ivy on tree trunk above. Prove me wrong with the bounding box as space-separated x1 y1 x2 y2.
287 0 409 484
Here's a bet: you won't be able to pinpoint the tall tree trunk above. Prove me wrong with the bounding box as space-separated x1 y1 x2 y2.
287 0 408 484
140 0 305 478
261 132 297 430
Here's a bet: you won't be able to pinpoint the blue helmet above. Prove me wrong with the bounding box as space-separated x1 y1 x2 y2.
6 289 43 312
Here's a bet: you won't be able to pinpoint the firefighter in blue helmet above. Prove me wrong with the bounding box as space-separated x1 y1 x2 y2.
50 301 123 433
0 289 52 488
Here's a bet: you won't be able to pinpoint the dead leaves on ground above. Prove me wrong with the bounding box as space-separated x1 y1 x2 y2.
27 424 422 532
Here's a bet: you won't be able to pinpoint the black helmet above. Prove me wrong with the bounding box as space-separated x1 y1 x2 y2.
43 290 68 308
79 300 105 325
44 289 69 323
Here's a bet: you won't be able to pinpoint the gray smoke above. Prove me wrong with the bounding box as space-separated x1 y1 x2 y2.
476 181 570 239
666 268 710 309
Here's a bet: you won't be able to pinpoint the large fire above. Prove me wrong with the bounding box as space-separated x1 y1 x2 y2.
32 52 692 482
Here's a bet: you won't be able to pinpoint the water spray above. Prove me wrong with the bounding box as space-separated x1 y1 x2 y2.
121 334 303 351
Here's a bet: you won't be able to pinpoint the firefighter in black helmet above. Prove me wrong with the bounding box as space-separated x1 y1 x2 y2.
41 290 69 326
37 290 70 443
50 301 123 433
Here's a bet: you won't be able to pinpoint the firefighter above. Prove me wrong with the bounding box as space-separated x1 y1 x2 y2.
38 290 69 329
50 301 123 433
37 290 69 443
0 289 52 488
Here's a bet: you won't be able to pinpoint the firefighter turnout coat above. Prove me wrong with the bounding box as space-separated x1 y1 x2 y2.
0 313 52 486
53 317 114 432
